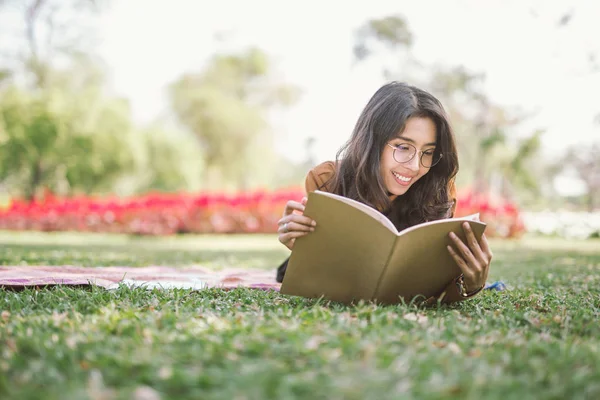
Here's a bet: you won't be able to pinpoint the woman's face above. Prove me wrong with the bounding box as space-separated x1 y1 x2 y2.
379 116 438 198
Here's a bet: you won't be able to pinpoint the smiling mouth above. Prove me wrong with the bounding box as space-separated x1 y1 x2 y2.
392 171 413 186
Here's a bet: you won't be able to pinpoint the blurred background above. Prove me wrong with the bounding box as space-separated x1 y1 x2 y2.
0 0 598 239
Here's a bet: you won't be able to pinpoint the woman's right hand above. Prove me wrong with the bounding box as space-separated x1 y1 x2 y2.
277 197 316 250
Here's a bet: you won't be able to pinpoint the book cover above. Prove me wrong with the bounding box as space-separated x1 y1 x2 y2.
280 190 487 304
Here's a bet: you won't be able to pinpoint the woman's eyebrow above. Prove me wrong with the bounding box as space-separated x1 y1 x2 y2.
396 136 437 147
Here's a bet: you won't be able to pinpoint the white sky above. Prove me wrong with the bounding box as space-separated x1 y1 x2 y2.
94 0 599 196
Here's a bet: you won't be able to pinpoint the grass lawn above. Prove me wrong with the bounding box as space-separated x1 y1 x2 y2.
0 231 599 400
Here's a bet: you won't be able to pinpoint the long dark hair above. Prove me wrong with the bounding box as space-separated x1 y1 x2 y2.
329 82 459 230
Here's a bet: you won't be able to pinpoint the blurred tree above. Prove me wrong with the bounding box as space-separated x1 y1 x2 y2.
0 1 200 199
353 15 421 81
353 15 545 204
430 68 544 198
122 126 204 195
354 15 413 56
0 0 105 89
0 0 135 201
169 47 300 191
0 67 134 200
550 7 599 208
563 143 600 212
271 137 319 189
493 129 546 201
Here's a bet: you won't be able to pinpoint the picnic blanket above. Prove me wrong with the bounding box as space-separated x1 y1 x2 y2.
0 265 282 291
0 265 506 293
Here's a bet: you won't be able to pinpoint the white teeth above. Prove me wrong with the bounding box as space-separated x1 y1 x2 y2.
393 172 411 182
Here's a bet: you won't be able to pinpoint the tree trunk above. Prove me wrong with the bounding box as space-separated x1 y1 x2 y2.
27 160 43 202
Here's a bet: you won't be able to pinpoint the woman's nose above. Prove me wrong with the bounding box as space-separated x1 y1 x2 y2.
406 154 421 171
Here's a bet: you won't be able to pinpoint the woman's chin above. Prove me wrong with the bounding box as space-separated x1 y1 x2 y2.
387 185 410 197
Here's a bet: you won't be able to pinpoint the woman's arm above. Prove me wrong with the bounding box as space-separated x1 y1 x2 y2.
277 162 336 251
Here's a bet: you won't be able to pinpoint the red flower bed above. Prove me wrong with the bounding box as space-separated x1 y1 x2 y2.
0 188 524 237
0 189 305 235
455 188 525 239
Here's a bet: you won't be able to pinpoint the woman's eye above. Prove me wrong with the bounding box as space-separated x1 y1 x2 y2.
424 149 435 156
396 145 411 151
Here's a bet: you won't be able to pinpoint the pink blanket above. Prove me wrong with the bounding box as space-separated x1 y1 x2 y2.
0 265 281 291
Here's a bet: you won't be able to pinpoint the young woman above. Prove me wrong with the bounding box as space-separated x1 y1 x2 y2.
275 82 493 304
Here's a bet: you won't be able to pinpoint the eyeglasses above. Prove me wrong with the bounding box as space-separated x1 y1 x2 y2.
386 143 443 168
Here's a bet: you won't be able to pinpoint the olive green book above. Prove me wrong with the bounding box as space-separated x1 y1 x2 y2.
280 190 487 304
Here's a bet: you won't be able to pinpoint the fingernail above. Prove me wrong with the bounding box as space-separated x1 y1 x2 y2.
311 221 316 226
463 222 470 229
449 232 456 239
310 227 315 232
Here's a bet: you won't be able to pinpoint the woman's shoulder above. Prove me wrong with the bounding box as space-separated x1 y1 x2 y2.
305 161 337 193
310 161 336 177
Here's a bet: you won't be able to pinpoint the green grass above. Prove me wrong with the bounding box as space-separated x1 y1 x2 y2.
1 231 599 400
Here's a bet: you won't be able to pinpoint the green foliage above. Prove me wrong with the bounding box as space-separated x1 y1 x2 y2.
1 1 303 196
121 127 204 195
430 66 485 100
0 69 10 84
507 130 543 188
480 128 506 151
563 142 600 211
0 0 205 198
0 233 599 399
0 70 209 198
353 15 413 61
0 1 168 198
169 47 300 191
0 79 135 199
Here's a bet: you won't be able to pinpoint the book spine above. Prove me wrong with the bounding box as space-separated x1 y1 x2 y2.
371 241 397 301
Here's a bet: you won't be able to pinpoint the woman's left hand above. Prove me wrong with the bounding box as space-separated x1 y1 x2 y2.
447 222 493 292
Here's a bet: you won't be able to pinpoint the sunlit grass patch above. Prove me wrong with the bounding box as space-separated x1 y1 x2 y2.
1 232 599 399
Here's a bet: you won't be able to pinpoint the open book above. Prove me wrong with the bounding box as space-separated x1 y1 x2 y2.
280 190 487 305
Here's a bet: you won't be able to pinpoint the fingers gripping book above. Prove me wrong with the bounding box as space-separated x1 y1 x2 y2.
280 190 487 305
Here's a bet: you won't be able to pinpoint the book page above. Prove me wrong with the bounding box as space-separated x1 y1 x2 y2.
374 219 487 304
280 191 397 304
314 191 398 234
397 213 481 236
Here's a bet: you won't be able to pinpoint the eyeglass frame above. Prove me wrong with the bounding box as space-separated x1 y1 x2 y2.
386 143 443 168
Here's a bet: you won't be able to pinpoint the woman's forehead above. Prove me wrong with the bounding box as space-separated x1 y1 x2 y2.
395 117 437 145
